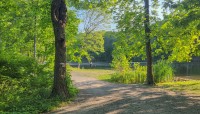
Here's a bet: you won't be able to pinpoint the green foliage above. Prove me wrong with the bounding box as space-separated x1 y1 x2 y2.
110 61 175 84
153 60 174 83
69 31 105 63
111 63 146 84
0 74 53 113
0 1 80 112
111 54 131 73
66 64 79 97
111 32 137 73
109 0 199 86
68 7 111 63
66 10 81 62
0 56 78 113
0 52 38 78
156 0 200 61
0 0 80 65
0 68 78 113
99 31 116 62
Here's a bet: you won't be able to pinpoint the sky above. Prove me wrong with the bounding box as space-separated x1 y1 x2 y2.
77 0 178 32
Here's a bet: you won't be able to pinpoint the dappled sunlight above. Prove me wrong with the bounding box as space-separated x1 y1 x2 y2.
49 72 200 114
1 0 199 113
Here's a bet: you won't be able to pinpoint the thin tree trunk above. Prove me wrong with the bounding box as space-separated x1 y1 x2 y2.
34 16 36 59
144 0 154 85
34 36 36 58
32 0 37 59
50 0 70 99
78 63 80 69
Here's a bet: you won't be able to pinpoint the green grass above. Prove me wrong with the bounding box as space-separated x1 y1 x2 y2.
71 68 115 78
158 80 200 95
100 73 200 95
71 68 116 82
98 74 113 82
72 68 200 95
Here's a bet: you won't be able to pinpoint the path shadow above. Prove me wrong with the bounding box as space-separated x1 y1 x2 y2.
51 79 200 114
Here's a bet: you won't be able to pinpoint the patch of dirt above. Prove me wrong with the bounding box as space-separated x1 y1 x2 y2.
49 71 200 114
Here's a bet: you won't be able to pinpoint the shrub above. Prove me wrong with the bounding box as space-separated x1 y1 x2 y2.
153 60 174 83
0 74 53 113
66 64 79 97
111 54 131 73
0 52 38 78
0 55 78 113
0 69 78 113
110 61 175 84
111 63 146 84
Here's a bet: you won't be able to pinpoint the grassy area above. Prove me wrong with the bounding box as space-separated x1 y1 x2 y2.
98 74 113 82
71 68 200 95
71 68 115 78
99 73 200 95
157 80 200 95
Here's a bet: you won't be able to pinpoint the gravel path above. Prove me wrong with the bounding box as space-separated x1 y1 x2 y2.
51 71 200 114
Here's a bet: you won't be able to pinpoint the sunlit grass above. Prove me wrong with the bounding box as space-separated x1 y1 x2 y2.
158 80 200 95
71 68 115 78
98 74 113 82
71 68 115 82
71 68 200 95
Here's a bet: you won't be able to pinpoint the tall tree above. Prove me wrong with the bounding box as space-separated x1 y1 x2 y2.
50 0 69 99
69 8 110 67
144 0 154 85
111 0 156 84
156 0 200 62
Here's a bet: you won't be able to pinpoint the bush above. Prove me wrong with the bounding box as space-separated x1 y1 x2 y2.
0 55 78 113
110 61 175 84
153 60 174 83
0 70 78 113
0 74 53 113
0 52 38 78
111 63 146 84
66 64 79 97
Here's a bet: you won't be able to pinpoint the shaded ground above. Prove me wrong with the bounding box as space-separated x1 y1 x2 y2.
176 75 200 80
50 71 200 114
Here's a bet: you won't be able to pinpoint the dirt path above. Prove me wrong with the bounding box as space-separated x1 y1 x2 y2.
51 71 200 114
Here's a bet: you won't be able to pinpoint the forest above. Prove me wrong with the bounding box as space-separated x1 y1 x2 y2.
0 0 200 113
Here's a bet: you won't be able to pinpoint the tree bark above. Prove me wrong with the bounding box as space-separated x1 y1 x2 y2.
50 0 70 99
32 0 37 59
144 0 154 85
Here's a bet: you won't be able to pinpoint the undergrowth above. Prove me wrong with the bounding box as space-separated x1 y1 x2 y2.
0 53 78 113
110 63 146 84
0 72 78 113
103 60 174 84
153 60 174 83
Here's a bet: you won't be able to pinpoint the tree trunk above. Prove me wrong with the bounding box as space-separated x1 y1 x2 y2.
32 0 37 59
34 16 36 59
50 0 70 99
78 63 80 69
144 0 154 85
34 35 36 58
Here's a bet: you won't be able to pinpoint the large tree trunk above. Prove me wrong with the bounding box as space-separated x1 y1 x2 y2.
50 0 70 99
144 0 154 85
